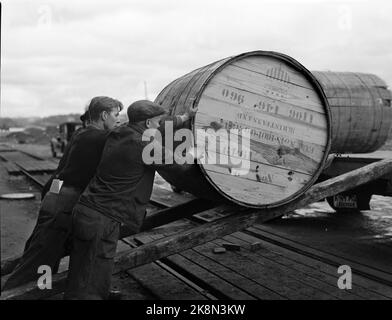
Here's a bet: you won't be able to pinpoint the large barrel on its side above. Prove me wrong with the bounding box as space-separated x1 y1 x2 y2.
155 51 332 208
312 71 392 153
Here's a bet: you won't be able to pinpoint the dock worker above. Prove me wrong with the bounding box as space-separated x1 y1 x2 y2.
40 109 90 200
2 96 123 291
64 100 198 300
24 111 90 253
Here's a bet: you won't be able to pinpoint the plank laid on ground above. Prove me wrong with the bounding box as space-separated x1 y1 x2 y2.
255 214 392 275
0 146 16 152
127 263 208 300
2 158 392 300
221 234 362 300
235 231 392 300
209 239 337 300
162 253 255 300
248 224 392 285
193 241 316 299
126 233 214 300
228 232 390 300
213 239 336 299
134 229 255 300
181 249 282 300
15 160 57 172
0 152 27 162
2 162 21 174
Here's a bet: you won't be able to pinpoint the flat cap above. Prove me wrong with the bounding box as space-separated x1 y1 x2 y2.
127 100 167 123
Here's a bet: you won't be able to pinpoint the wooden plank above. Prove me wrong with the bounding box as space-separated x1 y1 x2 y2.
2 159 392 300
170 58 232 116
195 106 327 149
2 162 21 174
15 160 57 173
202 80 327 128
134 230 255 300
109 270 157 300
351 73 382 152
163 253 255 300
212 238 339 299
248 225 392 286
193 241 317 299
365 73 392 149
230 231 392 300
202 169 300 205
215 64 325 112
195 112 326 166
232 56 315 89
255 218 392 272
127 263 208 300
172 64 215 115
315 72 373 100
203 161 309 190
223 233 364 300
126 233 215 300
181 249 282 300
136 198 215 235
150 184 195 207
327 97 373 107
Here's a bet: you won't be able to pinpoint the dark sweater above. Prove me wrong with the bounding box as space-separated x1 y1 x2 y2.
41 127 85 198
56 126 109 190
79 117 184 232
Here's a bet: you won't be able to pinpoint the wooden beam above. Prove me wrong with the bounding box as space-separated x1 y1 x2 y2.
140 198 215 233
1 198 216 277
2 158 392 300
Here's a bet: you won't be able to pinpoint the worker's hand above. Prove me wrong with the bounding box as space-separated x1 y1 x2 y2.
181 105 198 123
188 102 198 118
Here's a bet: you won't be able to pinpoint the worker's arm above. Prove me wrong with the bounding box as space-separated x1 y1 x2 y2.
41 130 80 199
143 104 198 170
157 103 198 133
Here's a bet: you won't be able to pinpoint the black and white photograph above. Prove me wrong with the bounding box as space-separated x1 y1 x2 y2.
0 0 391 308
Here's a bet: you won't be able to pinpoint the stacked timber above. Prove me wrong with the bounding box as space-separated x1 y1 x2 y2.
312 71 392 153
155 51 331 208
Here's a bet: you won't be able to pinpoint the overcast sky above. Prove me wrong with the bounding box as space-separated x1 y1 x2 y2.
1 0 391 117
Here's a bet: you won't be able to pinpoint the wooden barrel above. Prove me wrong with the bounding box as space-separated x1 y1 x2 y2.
155 51 331 208
312 71 392 153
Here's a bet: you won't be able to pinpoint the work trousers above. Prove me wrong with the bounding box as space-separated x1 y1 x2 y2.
2 186 81 291
24 191 58 252
64 204 120 300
